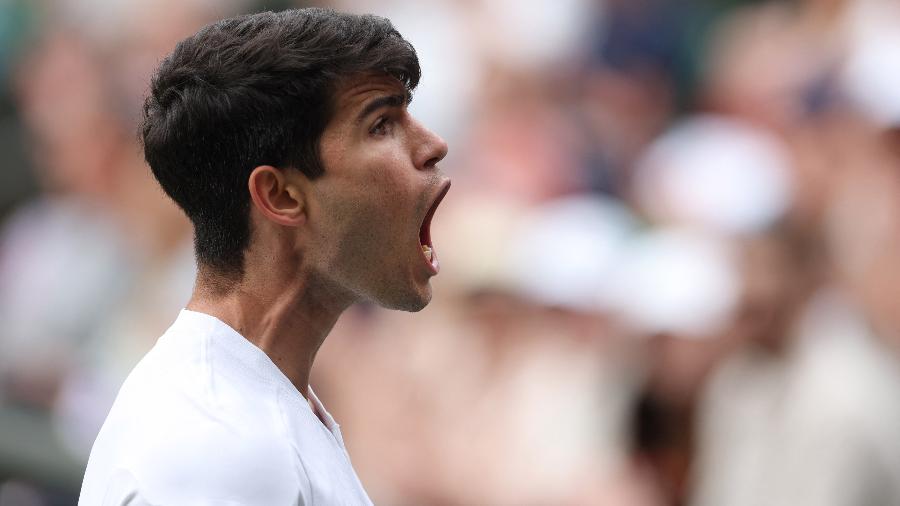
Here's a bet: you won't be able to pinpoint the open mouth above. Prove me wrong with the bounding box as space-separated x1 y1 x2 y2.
419 181 451 270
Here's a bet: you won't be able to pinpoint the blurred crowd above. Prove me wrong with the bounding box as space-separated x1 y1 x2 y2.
2 0 900 504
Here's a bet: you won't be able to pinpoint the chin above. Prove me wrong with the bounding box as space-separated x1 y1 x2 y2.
374 287 432 313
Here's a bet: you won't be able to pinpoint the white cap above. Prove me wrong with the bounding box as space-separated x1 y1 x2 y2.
634 114 793 234
508 195 636 312
841 0 900 128
613 228 739 337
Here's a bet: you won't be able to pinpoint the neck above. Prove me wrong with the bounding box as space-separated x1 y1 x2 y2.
186 265 353 398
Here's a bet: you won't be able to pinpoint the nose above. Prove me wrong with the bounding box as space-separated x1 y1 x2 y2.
415 120 449 170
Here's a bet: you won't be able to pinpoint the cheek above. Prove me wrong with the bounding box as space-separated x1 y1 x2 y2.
318 145 420 249
360 151 421 213
321 181 403 266
365 148 410 183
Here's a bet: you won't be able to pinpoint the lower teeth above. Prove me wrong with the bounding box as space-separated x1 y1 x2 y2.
422 245 433 262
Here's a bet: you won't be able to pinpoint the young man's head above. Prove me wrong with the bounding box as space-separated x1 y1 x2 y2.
143 8 449 311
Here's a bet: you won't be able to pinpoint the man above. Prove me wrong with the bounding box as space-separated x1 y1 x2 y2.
79 8 449 505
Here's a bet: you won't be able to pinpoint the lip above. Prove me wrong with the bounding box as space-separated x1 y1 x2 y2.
419 179 451 275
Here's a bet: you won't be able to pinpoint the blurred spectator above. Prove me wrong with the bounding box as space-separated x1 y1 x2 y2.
0 30 134 410
615 228 740 506
458 70 588 204
631 115 793 235
579 0 686 197
3 0 900 504
692 227 900 506
0 0 232 496
0 0 38 218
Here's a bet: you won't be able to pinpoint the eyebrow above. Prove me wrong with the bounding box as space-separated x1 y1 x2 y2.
355 93 409 124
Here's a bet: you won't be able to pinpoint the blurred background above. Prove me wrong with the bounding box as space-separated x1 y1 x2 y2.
2 0 900 504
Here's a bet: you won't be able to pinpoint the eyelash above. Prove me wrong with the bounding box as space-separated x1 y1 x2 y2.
370 116 392 136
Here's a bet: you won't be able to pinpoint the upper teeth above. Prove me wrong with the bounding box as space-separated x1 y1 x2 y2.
422 245 433 261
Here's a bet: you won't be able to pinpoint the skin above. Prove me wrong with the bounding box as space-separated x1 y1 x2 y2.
187 74 449 400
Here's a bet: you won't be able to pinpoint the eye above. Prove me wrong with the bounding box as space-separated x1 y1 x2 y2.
369 116 393 136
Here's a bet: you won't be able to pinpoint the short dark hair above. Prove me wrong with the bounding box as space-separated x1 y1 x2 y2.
142 8 420 276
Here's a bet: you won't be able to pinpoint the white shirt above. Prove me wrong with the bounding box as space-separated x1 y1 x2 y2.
79 309 372 506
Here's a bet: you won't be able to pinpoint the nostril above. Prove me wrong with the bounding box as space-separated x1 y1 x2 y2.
416 125 448 169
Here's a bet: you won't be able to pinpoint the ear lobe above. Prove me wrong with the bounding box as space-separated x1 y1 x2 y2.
247 165 306 227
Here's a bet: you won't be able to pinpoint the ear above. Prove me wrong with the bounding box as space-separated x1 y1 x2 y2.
247 165 307 227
